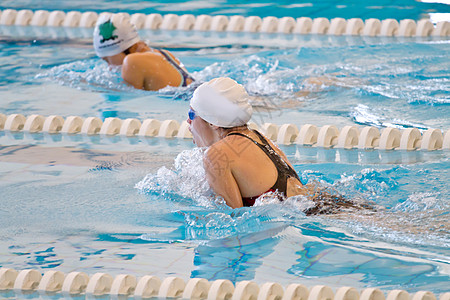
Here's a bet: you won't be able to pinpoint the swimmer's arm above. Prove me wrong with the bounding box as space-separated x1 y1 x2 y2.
203 148 244 209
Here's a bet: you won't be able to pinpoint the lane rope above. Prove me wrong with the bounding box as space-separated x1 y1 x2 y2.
1 267 448 299
0 9 449 37
1 113 449 150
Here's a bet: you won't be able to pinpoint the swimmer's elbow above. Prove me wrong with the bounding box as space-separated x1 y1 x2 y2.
226 197 243 209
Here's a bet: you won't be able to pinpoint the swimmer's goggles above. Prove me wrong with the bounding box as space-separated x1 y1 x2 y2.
188 108 196 121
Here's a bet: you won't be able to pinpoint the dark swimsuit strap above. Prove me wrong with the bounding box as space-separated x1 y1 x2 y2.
156 49 195 87
226 129 300 196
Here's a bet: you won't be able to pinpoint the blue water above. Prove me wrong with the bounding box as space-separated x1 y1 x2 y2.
0 0 450 296
1 29 449 130
0 142 448 295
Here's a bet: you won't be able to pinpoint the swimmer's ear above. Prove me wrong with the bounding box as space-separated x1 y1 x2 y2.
209 123 223 132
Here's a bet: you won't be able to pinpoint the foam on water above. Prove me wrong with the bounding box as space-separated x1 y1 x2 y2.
394 191 443 212
135 148 220 208
350 104 431 129
35 59 131 92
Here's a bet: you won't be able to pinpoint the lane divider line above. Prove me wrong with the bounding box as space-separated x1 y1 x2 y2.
1 113 449 151
0 9 448 37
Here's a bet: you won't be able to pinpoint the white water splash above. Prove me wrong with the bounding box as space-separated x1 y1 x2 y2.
393 192 443 212
192 55 308 99
135 148 220 208
35 59 133 92
350 104 429 129
252 191 314 214
182 210 259 240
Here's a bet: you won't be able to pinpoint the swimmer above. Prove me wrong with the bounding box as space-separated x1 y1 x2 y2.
93 14 194 91
187 77 371 214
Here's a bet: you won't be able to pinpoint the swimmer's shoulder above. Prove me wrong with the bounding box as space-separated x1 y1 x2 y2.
204 139 239 164
125 51 159 61
122 52 166 74
213 134 258 158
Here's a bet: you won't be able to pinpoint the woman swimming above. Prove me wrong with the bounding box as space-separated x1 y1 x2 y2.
187 77 371 215
93 14 194 90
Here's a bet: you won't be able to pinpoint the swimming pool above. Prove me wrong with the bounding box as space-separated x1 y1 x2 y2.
0 0 449 298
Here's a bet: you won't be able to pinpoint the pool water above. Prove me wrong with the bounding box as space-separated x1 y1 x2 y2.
1 28 449 130
0 0 450 296
0 139 449 294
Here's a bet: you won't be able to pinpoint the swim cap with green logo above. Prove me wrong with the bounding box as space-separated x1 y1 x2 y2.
93 14 140 58
190 77 253 128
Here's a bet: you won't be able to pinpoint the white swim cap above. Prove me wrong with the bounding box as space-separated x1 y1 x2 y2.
190 77 253 128
93 14 140 58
